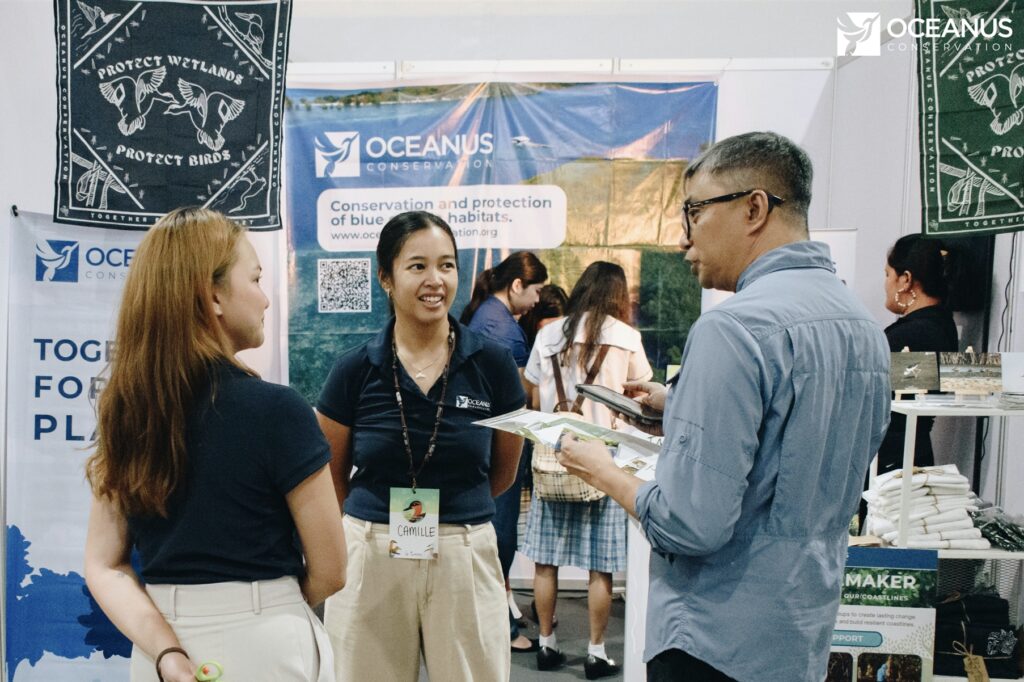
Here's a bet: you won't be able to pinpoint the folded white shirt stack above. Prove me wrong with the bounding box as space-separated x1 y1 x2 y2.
862 464 990 550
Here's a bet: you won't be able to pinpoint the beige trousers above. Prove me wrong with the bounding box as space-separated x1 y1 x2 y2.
325 515 510 682
130 575 332 681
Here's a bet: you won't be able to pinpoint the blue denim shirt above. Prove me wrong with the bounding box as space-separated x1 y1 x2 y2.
635 241 890 681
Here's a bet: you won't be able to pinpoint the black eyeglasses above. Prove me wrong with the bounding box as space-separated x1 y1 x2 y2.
682 189 785 241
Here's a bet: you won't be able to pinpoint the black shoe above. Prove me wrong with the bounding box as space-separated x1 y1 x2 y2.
584 654 621 680
530 599 558 629
536 646 566 671
512 637 540 653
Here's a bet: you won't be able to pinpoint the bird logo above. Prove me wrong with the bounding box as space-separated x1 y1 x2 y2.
940 6 986 26
967 64 1024 135
164 79 246 151
234 12 265 53
314 132 360 177
76 1 120 40
836 12 881 57
98 66 179 137
403 500 427 523
35 240 80 283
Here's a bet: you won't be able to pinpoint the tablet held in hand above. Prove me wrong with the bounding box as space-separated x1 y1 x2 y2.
574 384 663 425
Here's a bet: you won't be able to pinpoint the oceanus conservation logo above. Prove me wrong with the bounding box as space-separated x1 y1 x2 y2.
838 9 1014 57
837 13 882 56
315 132 361 178
35 240 80 282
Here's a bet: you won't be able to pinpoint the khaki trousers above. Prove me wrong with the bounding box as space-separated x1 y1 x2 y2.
325 515 510 682
130 575 332 682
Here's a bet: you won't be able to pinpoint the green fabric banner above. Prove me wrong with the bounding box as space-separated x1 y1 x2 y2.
917 0 1024 236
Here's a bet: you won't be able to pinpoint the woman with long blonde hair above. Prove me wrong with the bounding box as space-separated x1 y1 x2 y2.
84 207 346 682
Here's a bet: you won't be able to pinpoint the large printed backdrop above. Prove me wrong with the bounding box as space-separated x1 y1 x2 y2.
54 0 290 230
917 0 1024 236
285 82 718 401
5 213 139 681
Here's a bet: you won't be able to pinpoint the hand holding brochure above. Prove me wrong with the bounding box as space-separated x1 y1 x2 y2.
473 408 661 480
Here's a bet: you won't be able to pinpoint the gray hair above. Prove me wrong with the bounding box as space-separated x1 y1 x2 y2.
684 131 813 221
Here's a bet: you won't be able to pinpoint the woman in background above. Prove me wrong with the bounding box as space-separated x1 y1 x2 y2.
461 251 548 652
877 234 962 473
519 284 569 350
317 211 526 681
521 261 652 679
84 208 345 682
459 250 548 366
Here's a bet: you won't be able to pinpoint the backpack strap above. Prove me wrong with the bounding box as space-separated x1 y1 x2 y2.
550 344 611 414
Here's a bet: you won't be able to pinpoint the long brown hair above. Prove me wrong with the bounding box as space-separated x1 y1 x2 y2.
86 207 247 517
560 261 631 369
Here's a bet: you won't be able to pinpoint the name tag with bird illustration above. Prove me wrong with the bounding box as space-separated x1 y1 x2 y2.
388 488 440 559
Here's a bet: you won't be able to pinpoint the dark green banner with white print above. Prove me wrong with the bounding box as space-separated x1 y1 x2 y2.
54 0 291 230
917 0 1024 236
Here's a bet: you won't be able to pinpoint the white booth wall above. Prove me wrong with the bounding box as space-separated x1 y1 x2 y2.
4 0 1024 671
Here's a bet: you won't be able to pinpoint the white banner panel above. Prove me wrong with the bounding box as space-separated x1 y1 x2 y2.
316 184 568 251
5 211 138 680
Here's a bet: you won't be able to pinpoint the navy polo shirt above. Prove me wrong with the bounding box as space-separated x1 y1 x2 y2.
129 363 331 584
317 318 526 525
467 295 530 367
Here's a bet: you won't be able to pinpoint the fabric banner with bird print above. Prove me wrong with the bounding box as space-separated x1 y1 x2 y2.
54 0 291 229
916 0 1024 236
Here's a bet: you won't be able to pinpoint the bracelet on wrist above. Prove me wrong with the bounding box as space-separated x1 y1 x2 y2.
155 646 188 682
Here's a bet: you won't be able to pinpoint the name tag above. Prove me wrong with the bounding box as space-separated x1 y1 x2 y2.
388 487 440 560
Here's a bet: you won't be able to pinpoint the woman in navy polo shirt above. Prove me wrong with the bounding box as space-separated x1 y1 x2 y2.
317 211 527 682
84 208 346 682
459 251 547 366
460 250 548 653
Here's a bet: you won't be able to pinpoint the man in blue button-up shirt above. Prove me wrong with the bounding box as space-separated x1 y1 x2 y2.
559 131 890 681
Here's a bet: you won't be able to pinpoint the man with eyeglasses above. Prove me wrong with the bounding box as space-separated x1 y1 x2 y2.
557 131 891 681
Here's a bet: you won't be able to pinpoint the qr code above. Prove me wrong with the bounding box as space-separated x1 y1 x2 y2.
317 258 371 313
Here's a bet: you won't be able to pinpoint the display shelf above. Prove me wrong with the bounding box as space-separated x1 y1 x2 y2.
937 671 1024 675
882 402 1024 547
874 402 1024 682
937 548 1024 560
890 402 1024 418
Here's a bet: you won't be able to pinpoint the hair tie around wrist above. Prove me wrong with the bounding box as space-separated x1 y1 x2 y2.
155 646 188 682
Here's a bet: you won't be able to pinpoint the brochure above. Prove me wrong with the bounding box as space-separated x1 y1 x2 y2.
474 408 661 479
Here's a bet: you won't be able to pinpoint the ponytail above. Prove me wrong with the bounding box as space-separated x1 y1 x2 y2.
887 234 986 312
458 251 548 324
459 269 496 324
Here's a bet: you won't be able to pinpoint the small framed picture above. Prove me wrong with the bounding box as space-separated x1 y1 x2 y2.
890 352 938 393
938 352 1002 395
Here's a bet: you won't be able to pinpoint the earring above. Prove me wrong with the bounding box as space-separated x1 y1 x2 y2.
894 289 916 312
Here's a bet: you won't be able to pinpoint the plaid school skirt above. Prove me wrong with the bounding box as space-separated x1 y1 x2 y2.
521 490 627 573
